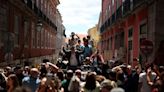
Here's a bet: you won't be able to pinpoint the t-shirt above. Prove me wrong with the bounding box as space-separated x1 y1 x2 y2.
70 53 78 66
139 72 157 92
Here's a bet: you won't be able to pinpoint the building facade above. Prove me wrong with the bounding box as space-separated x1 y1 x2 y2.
0 0 62 66
100 0 164 67
54 10 66 61
88 25 100 52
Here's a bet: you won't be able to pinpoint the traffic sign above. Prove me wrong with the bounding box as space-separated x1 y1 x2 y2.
140 39 153 55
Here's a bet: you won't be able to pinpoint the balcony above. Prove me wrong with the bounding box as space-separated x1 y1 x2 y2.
133 0 145 9
107 18 111 27
116 6 122 20
27 0 32 9
112 13 116 24
100 24 105 33
34 4 38 14
123 0 131 16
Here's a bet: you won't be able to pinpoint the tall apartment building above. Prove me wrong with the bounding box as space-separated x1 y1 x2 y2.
100 0 164 67
0 0 64 66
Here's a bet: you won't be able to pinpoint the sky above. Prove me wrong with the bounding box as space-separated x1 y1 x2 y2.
57 0 101 37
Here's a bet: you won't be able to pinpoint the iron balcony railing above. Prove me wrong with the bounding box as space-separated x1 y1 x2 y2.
100 0 149 34
21 0 57 31
133 0 145 9
123 0 131 16
116 6 122 20
112 13 116 24
107 18 111 27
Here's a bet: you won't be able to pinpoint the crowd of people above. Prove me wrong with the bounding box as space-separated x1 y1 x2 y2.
0 32 163 92
0 59 164 92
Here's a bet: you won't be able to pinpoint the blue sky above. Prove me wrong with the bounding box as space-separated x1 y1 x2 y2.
58 0 101 37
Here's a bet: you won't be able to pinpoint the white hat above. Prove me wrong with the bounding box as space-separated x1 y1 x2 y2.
111 88 125 92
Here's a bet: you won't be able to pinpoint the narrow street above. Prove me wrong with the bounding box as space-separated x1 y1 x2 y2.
0 0 164 92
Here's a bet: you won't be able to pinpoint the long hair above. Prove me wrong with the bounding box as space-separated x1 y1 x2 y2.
7 74 19 89
84 72 96 90
68 75 80 92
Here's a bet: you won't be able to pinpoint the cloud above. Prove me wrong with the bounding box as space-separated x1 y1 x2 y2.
58 0 101 36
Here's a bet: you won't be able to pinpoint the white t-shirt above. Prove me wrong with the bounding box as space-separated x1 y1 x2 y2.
139 72 157 92
70 53 78 66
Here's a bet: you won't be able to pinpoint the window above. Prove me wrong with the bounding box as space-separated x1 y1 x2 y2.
44 0 47 14
109 37 113 50
0 5 8 48
31 22 35 48
128 28 133 37
108 5 111 17
120 32 124 47
0 6 8 47
140 23 147 34
36 0 39 7
105 9 108 20
115 35 119 49
41 28 44 48
116 0 121 9
47 32 50 49
14 15 19 47
41 0 43 11
46 31 49 48
112 0 115 6
37 31 41 48
128 40 132 50
24 20 29 47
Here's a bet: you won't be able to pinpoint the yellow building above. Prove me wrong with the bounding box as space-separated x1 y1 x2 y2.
88 25 100 51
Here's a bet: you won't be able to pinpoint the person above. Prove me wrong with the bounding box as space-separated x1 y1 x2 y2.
4 66 12 77
0 71 7 92
82 37 93 59
68 32 80 47
110 88 125 92
81 72 100 92
61 70 73 92
75 69 82 80
154 40 164 66
152 71 164 92
23 66 30 77
14 86 32 92
76 39 84 64
100 79 117 92
139 63 157 92
90 49 104 67
63 46 84 71
37 75 61 92
22 68 41 92
6 74 19 92
14 65 24 86
68 75 81 92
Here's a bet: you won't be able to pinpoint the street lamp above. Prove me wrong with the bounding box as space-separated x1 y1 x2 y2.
36 19 43 64
36 19 43 32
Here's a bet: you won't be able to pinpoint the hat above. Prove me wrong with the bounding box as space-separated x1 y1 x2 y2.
111 88 125 92
67 70 73 74
100 79 117 91
30 68 39 73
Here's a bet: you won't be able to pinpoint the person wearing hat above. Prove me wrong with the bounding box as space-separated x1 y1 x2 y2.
100 79 117 92
61 70 73 92
22 68 41 92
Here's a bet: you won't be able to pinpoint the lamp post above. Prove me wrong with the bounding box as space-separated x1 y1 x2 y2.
36 19 43 32
36 19 43 63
